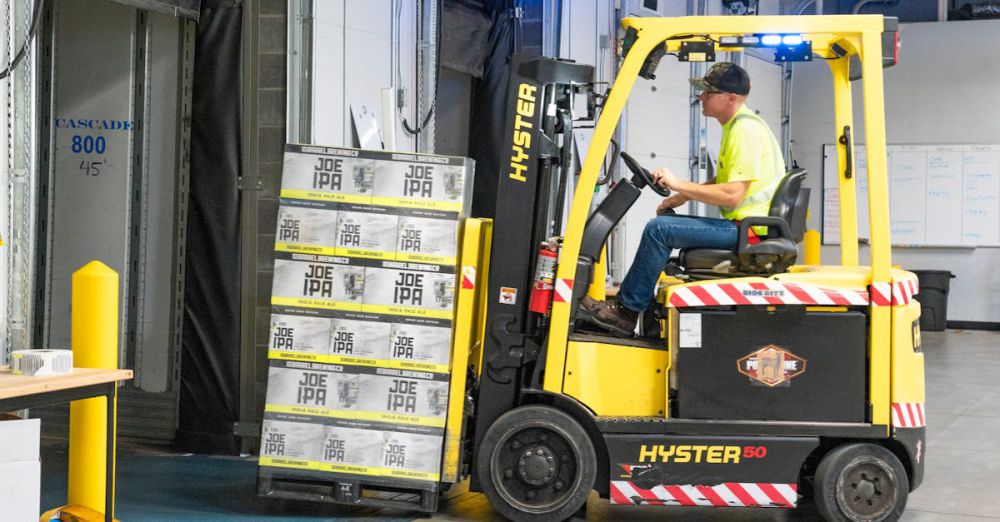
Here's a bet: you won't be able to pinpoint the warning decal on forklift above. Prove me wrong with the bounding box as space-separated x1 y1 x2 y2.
669 281 869 308
461 266 476 289
679 313 702 348
737 345 806 387
553 278 573 303
499 287 517 305
891 402 926 428
870 277 919 306
609 481 798 507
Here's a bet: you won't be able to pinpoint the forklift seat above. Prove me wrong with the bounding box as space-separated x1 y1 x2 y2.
672 168 809 278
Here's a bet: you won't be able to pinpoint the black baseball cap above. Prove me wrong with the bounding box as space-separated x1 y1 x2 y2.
689 62 751 95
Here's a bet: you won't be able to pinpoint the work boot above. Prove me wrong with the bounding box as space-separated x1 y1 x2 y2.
579 295 610 313
587 301 639 337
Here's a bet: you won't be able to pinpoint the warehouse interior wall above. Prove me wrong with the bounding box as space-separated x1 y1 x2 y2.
26 0 194 445
309 0 418 151
791 19 1000 323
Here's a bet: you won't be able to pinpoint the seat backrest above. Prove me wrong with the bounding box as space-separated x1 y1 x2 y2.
767 168 808 241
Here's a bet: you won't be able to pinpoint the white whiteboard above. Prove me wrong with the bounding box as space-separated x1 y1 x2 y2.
823 144 1000 247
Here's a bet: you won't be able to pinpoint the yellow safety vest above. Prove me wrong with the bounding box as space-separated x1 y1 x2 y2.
717 105 785 224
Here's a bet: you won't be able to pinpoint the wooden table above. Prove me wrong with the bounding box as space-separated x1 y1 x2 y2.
0 367 133 522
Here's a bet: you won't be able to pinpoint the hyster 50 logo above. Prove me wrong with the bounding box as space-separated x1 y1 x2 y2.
638 444 768 463
508 83 537 183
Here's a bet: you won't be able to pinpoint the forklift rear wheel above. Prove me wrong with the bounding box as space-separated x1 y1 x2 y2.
814 443 909 522
477 405 597 522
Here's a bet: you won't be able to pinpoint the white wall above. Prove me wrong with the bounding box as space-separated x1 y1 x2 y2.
791 20 1000 322
311 0 417 151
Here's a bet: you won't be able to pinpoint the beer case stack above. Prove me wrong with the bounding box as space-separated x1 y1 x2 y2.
258 144 473 508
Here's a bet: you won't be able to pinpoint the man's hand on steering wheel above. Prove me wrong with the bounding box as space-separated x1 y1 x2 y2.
650 167 679 191
618 151 671 198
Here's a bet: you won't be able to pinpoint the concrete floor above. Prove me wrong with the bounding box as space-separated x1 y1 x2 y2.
40 329 1000 521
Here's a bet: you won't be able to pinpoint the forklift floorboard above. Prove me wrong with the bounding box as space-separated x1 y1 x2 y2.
38 330 1000 521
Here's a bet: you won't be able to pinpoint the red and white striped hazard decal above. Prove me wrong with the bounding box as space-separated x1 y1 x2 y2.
553 278 573 303
609 481 797 508
668 281 869 308
891 402 926 428
870 277 919 307
461 266 476 290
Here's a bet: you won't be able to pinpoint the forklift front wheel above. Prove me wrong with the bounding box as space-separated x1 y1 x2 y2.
814 442 909 522
477 405 597 522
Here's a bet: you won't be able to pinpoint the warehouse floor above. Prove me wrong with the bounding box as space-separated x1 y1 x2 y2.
40 329 1000 521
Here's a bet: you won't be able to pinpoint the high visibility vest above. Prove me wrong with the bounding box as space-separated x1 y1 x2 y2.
717 107 785 225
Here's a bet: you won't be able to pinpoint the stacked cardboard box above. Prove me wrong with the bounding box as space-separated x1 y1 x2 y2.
0 416 40 521
259 144 472 485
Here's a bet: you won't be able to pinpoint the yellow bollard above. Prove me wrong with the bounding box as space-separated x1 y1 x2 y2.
804 229 821 266
67 261 119 519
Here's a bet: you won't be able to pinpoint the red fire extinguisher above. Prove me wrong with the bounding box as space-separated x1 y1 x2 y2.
529 242 559 316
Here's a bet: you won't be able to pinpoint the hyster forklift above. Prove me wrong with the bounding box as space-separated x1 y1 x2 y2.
439 15 925 522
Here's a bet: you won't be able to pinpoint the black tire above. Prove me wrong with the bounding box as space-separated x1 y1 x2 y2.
814 443 909 522
477 405 597 522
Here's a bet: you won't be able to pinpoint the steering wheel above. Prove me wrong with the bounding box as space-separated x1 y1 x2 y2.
619 151 671 198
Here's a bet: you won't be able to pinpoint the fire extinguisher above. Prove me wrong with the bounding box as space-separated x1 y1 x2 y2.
529 242 559 316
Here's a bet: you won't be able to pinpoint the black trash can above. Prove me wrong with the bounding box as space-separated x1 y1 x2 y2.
912 270 955 332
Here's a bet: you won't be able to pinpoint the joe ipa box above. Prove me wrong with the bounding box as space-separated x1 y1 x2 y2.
395 210 460 265
264 360 359 418
355 368 450 428
281 145 374 204
388 319 453 373
371 153 471 212
268 313 332 361
328 315 393 363
274 199 339 256
362 260 456 320
335 205 399 260
320 423 384 475
259 417 325 470
379 428 445 481
271 254 367 311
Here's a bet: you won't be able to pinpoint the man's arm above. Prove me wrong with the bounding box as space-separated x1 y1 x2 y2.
655 176 715 212
652 169 749 208
669 178 749 208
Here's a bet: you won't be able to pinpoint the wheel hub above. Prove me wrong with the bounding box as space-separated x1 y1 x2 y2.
856 479 876 501
839 461 895 519
518 446 558 486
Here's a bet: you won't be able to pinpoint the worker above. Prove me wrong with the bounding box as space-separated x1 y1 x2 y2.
583 62 785 335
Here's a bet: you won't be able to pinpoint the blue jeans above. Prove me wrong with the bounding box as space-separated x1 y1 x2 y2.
617 215 738 312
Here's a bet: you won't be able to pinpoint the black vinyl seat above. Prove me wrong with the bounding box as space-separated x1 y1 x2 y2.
669 168 809 279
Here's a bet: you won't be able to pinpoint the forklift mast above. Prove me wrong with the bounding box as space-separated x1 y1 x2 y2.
471 55 594 479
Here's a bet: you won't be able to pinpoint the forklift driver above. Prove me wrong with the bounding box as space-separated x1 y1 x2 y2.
583 62 785 336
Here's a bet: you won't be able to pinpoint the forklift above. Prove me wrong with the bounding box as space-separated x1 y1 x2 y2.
438 15 925 522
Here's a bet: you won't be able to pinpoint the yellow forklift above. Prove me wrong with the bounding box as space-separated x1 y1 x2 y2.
437 14 925 522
